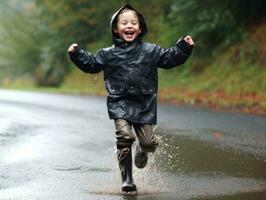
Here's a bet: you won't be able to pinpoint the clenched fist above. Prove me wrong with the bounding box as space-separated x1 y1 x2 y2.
184 36 194 46
67 43 79 54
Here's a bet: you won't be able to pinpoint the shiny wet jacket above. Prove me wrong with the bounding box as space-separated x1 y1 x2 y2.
69 4 193 124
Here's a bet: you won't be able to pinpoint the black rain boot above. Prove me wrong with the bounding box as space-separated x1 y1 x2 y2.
134 144 148 169
117 147 137 194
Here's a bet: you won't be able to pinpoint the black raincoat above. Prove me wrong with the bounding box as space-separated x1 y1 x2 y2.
69 4 193 124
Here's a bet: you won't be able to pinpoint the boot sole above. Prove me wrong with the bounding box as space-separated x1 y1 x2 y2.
122 190 138 195
122 184 137 193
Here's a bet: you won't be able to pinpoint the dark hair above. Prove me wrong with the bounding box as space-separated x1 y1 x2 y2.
112 8 141 31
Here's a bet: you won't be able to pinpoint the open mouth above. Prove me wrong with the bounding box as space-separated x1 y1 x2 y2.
124 31 135 36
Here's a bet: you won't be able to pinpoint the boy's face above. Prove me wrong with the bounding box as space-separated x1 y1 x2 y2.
114 10 141 43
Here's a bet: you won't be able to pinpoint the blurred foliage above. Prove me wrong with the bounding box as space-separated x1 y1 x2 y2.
0 0 266 87
165 0 266 56
0 1 40 79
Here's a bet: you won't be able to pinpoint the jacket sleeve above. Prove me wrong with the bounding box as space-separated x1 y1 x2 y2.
157 38 193 69
68 47 105 74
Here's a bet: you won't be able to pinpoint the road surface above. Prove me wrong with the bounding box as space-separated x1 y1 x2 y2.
0 89 265 200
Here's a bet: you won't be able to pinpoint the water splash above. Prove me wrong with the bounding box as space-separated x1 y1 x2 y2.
133 135 183 194
88 135 184 195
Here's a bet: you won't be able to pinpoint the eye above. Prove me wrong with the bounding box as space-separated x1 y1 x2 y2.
120 20 128 25
131 20 138 25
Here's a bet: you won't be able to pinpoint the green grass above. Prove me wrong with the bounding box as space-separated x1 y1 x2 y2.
157 56 266 114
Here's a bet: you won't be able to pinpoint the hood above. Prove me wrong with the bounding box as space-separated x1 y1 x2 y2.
110 4 148 44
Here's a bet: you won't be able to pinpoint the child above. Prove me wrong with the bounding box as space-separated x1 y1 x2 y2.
68 4 194 194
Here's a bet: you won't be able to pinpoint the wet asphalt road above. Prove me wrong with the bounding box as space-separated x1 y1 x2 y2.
0 89 265 200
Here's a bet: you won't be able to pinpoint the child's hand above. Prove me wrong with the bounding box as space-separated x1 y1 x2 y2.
184 36 194 46
68 43 79 54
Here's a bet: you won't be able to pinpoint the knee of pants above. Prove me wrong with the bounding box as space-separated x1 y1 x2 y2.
116 131 135 148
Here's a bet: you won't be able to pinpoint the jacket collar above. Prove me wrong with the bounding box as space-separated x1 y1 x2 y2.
113 37 142 48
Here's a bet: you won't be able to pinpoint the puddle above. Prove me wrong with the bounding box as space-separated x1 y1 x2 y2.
89 132 266 199
156 133 266 179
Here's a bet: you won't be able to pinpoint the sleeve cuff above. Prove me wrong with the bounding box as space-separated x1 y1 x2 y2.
69 46 82 59
176 37 194 54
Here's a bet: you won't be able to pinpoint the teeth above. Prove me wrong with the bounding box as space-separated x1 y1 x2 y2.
125 32 134 35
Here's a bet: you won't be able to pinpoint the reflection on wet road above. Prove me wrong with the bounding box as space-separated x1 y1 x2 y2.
0 89 265 200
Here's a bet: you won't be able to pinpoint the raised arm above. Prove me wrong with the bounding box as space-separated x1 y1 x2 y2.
157 37 194 69
68 43 105 74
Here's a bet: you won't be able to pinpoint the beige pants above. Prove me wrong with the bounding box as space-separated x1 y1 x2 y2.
114 119 159 152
